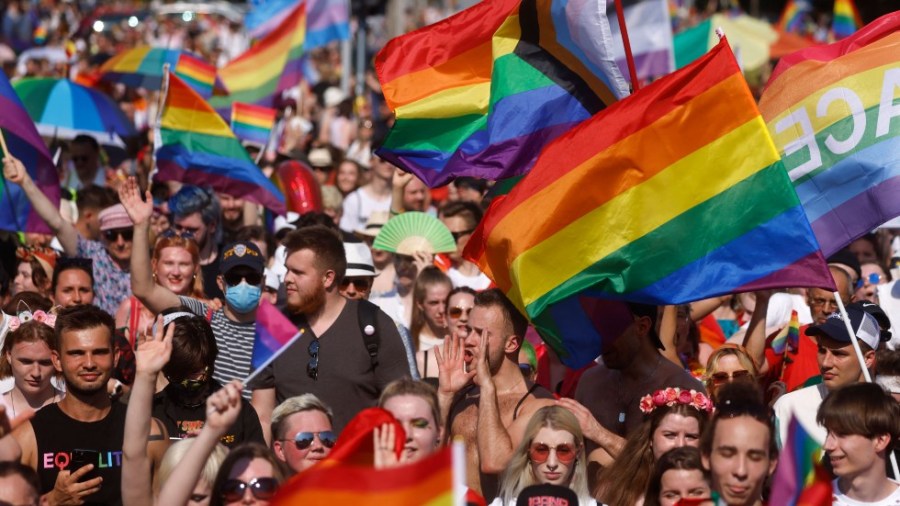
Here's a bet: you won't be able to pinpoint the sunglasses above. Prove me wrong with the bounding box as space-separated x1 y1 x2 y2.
174 224 202 236
223 270 263 286
103 228 134 242
857 273 883 287
340 277 372 290
450 229 475 241
307 339 319 380
529 443 577 464
221 477 278 502
287 430 337 450
448 306 473 319
158 228 195 240
710 369 752 385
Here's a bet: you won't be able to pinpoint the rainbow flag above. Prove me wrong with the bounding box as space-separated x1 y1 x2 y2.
231 103 276 146
769 416 832 505
0 72 59 234
211 1 306 116
374 0 629 188
832 0 863 39
100 47 226 98
273 445 453 505
246 0 349 48
778 0 811 34
251 299 304 371
464 38 834 368
155 73 287 214
759 12 900 257
175 52 218 98
770 310 801 355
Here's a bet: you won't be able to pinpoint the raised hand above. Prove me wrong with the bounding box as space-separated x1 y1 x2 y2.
373 423 401 469
391 167 414 192
134 315 173 377
471 329 494 389
412 251 434 274
205 380 243 435
434 334 475 397
556 397 605 445
117 176 154 226
2 155 28 185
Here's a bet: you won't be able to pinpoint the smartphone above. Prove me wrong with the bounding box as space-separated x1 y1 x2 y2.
70 449 100 481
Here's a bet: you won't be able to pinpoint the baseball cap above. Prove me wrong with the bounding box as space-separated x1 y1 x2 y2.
848 300 892 342
220 241 265 274
515 484 578 506
806 305 880 349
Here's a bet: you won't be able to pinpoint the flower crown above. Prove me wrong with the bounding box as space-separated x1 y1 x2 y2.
639 387 713 415
8 310 57 332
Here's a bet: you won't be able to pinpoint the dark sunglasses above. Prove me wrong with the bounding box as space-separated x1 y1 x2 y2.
221 477 278 502
450 229 475 241
158 228 195 240
710 369 752 385
288 430 337 450
340 277 372 290
223 270 263 286
103 228 134 241
448 306 473 319
529 443 577 464
307 339 319 381
174 224 202 236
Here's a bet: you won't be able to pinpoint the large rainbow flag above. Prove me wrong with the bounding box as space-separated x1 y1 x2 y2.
769 416 832 505
832 0 863 40
211 1 306 116
374 0 629 187
155 73 287 214
759 11 900 258
0 72 59 234
464 38 834 368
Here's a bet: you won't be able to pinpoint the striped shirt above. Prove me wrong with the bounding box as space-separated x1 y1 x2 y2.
179 296 255 399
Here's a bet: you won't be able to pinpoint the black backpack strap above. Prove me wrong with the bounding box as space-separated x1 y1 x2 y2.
357 299 380 367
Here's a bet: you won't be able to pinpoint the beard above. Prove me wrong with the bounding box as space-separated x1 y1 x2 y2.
287 283 327 315
65 375 109 398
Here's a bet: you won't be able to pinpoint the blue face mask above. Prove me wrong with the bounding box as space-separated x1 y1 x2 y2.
225 281 261 313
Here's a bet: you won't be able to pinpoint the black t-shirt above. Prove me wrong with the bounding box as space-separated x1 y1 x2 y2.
152 381 265 448
249 299 411 431
201 253 223 300
31 402 127 506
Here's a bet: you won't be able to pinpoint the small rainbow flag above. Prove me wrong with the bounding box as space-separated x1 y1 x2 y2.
831 0 863 39
769 416 832 505
100 47 227 99
770 310 800 355
464 38 834 368
175 52 218 99
155 73 287 214
778 0 812 34
231 103 276 146
250 299 304 373
0 72 59 234
273 444 454 505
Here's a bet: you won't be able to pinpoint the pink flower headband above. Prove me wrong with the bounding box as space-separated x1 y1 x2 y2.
8 310 57 332
639 387 713 415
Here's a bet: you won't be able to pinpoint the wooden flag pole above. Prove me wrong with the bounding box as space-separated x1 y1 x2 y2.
613 0 640 91
0 128 10 158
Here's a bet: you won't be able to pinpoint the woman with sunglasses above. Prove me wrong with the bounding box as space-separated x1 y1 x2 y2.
209 443 288 506
270 394 337 474
417 286 477 383
595 387 712 506
492 406 594 505
703 345 758 404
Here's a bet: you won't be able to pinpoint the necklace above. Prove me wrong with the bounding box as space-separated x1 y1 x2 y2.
616 355 663 426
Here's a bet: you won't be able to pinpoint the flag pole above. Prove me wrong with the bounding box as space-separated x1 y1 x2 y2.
452 438 466 506
613 0 640 91
242 328 306 385
150 64 172 184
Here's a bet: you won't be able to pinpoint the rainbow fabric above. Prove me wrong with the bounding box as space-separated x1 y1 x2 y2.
0 72 59 234
100 47 224 98
769 416 832 505
374 0 629 187
231 103 276 146
770 310 801 355
246 0 349 48
759 12 900 257
464 39 833 368
252 299 303 370
832 0 863 39
211 1 306 115
155 73 287 214
778 0 811 34
273 444 453 505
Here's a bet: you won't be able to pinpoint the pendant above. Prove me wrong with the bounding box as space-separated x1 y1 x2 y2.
618 412 625 424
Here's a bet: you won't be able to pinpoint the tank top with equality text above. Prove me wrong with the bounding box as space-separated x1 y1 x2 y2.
31 402 127 506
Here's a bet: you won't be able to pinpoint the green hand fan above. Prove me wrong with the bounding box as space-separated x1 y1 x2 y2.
373 212 457 255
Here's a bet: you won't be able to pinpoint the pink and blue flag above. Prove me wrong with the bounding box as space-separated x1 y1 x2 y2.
246 0 349 48
251 299 305 372
0 72 60 234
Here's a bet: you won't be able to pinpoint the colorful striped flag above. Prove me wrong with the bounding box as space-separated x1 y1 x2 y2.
464 38 834 368
0 72 59 234
374 0 629 188
174 52 218 98
778 0 812 34
250 299 304 371
769 416 832 505
606 0 675 83
770 310 801 355
155 73 287 214
759 11 900 257
211 1 306 116
246 0 349 48
100 47 225 98
231 103 277 146
273 444 453 505
832 0 863 40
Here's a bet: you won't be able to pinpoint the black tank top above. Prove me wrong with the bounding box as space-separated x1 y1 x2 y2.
31 402 127 506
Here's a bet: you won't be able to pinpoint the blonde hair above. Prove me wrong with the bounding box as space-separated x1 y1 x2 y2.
497 406 591 505
154 439 228 496
703 345 759 400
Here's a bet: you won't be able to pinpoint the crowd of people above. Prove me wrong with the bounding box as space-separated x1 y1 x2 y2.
1 0 900 505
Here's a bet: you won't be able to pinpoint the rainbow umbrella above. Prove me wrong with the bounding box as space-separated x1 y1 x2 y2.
13 78 136 146
99 46 227 98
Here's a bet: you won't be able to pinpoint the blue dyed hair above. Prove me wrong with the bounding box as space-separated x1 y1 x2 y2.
168 185 222 245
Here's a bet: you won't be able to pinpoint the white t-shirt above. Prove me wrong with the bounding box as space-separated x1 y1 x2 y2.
773 383 829 449
339 187 391 234
833 479 900 505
